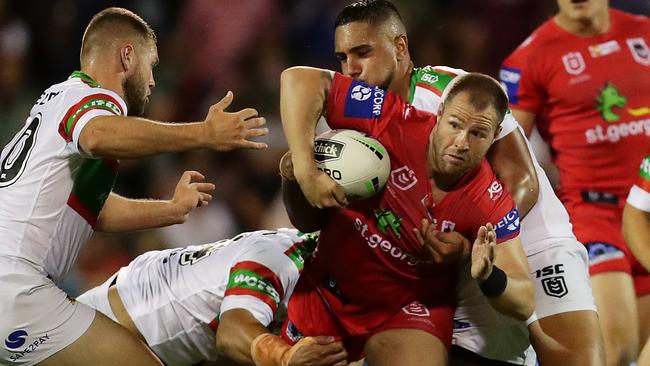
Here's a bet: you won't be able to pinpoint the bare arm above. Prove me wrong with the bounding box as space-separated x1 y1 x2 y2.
623 203 650 272
216 309 348 366
95 171 214 232
79 92 268 159
487 128 539 218
510 109 536 137
280 67 347 208
472 225 534 321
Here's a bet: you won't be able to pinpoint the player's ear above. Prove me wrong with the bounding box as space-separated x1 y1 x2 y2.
437 102 444 118
120 44 135 73
395 34 408 61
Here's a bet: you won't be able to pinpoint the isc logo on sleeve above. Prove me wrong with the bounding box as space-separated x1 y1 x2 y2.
345 80 385 119
499 67 521 104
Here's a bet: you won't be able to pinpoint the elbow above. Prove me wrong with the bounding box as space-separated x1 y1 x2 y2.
215 328 237 360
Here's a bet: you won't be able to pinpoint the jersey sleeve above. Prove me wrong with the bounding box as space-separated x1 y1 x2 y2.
220 247 300 327
494 110 519 140
58 88 127 157
500 43 545 115
627 155 650 212
325 72 399 136
485 179 521 244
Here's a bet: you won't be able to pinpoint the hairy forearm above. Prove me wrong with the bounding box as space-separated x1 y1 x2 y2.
80 115 206 159
488 130 539 218
96 193 185 233
282 178 327 232
216 309 269 366
280 66 331 179
623 204 650 272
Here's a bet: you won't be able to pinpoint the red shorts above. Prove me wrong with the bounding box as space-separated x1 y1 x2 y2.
568 203 650 296
282 278 454 361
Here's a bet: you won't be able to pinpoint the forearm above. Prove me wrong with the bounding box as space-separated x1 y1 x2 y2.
282 177 327 232
96 193 185 233
280 67 331 179
80 115 207 159
216 309 271 366
623 204 650 272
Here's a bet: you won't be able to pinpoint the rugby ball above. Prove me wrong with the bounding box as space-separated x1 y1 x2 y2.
314 129 390 200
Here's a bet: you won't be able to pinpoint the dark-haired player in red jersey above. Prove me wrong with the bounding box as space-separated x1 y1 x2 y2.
501 1 650 364
279 68 534 365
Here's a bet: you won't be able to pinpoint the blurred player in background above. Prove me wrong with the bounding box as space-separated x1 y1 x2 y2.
281 67 533 365
78 229 348 366
623 155 650 366
0 7 267 366
501 0 650 364
331 1 602 365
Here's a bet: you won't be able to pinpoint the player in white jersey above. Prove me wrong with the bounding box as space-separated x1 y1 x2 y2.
0 7 268 366
323 1 603 365
623 155 650 366
78 229 348 366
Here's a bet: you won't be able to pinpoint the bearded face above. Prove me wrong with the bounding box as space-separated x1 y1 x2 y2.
122 70 149 117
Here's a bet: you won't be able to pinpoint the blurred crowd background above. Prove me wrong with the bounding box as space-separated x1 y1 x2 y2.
0 0 648 295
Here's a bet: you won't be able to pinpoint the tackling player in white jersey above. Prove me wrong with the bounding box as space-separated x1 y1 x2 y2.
78 229 348 366
324 1 603 365
0 7 267 366
623 155 650 366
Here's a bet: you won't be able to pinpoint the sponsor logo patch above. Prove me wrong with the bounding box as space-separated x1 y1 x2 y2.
344 80 385 118
402 301 430 317
499 67 521 104
314 139 345 162
390 165 418 191
495 207 520 239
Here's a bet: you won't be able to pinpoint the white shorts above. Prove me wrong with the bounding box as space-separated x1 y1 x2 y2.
452 239 597 366
76 273 119 323
526 240 597 323
0 256 95 365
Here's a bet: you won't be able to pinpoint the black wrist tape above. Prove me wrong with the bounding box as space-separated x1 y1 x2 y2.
479 265 508 297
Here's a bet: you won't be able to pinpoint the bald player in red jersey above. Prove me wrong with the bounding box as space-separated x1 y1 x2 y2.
280 69 533 365
500 1 650 364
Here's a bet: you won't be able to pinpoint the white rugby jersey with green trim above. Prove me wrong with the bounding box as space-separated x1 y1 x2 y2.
0 71 126 284
114 228 316 366
408 65 575 255
627 155 650 212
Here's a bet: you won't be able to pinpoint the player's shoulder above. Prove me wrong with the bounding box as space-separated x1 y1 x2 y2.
235 229 315 273
612 8 650 28
413 66 467 86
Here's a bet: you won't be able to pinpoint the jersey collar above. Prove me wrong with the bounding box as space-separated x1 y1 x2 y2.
69 71 101 88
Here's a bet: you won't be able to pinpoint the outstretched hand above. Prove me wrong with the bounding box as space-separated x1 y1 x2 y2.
470 223 497 281
204 91 268 151
171 170 215 223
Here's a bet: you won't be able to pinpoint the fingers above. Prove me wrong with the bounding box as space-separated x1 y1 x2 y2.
238 140 269 150
179 170 205 183
213 91 234 111
476 225 487 242
311 336 336 345
318 348 349 365
192 182 216 193
332 185 349 207
244 115 267 129
238 108 260 121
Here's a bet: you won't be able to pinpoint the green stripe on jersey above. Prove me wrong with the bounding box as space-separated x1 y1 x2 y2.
641 156 650 181
285 234 318 271
409 68 456 103
71 159 118 218
69 71 100 88
227 269 281 305
64 99 122 135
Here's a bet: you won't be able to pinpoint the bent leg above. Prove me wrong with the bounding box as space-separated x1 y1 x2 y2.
591 272 639 366
365 328 447 366
39 310 162 366
528 310 604 366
